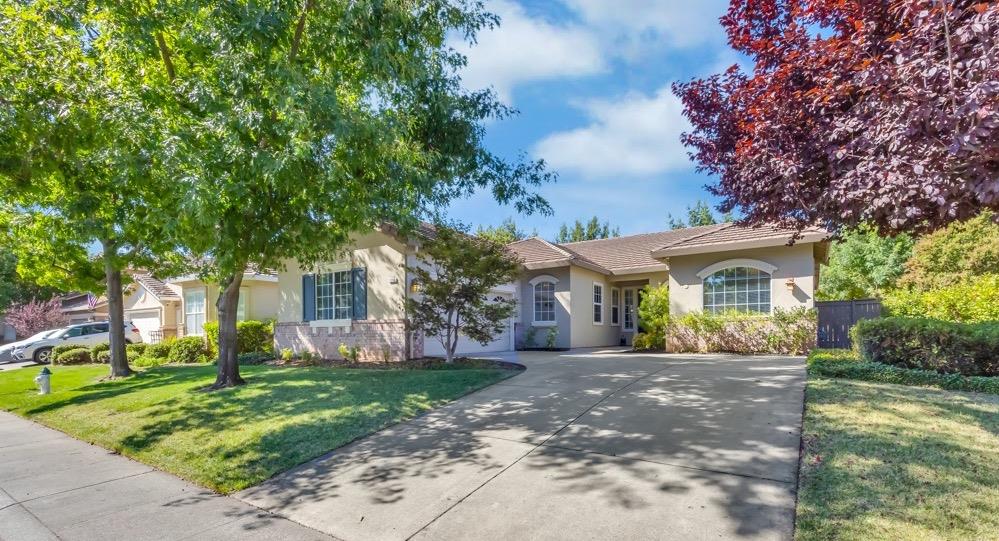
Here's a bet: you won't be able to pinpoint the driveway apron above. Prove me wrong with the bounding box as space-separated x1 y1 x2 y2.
237 350 805 541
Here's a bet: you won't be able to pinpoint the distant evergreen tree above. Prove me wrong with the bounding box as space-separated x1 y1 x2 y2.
555 216 620 243
667 200 733 229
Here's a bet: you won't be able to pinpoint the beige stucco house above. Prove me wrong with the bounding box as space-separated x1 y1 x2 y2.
121 271 279 343
274 222 828 360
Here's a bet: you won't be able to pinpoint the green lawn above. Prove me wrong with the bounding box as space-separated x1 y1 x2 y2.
0 364 511 493
796 377 999 540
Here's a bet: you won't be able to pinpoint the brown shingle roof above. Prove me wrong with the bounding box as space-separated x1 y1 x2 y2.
559 224 727 273
507 237 611 275
652 224 828 255
132 272 180 301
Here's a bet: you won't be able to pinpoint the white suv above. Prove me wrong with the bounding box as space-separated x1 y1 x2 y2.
12 321 143 364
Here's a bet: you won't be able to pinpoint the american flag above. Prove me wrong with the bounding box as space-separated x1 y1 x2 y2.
87 293 99 309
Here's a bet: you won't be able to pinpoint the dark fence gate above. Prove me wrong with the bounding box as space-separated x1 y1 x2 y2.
816 299 882 349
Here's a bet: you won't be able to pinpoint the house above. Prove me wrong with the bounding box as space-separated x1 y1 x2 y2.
273 222 828 360
121 270 279 343
60 292 108 324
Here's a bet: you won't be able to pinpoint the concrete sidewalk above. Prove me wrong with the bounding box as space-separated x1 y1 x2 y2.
0 411 331 541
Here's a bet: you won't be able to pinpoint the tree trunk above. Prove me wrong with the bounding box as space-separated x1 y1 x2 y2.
446 312 458 364
102 242 132 378
211 271 245 389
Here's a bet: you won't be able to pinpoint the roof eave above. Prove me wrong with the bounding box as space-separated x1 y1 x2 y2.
650 231 829 258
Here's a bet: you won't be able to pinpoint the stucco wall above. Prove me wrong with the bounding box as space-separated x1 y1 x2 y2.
667 243 818 315
568 266 620 348
175 279 280 336
515 267 571 349
277 230 408 323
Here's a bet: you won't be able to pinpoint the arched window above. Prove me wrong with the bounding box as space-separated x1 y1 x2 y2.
527 274 558 324
702 266 771 314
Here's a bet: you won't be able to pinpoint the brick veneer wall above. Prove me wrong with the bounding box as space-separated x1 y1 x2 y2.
274 320 414 362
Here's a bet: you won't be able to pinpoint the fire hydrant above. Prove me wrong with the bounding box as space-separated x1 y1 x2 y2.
34 367 51 395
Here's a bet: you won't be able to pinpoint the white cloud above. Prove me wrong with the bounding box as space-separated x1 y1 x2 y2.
532 85 692 178
454 0 606 103
562 0 730 52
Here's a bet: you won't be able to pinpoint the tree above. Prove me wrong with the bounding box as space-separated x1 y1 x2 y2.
817 225 914 300
674 1 999 235
101 1 551 387
4 298 66 337
555 216 620 243
0 5 181 378
0 250 61 313
667 200 734 229
407 226 520 363
476 218 536 245
898 211 999 291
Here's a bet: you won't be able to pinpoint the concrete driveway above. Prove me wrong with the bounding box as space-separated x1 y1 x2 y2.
237 350 805 541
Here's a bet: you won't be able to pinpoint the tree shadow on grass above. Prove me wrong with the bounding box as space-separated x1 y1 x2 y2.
796 378 999 540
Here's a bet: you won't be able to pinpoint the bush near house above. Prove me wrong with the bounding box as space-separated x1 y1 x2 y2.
126 343 148 356
203 319 275 357
883 274 999 323
807 349 999 394
90 342 110 360
649 308 816 354
852 317 999 377
51 344 82 357
53 347 92 365
167 336 211 364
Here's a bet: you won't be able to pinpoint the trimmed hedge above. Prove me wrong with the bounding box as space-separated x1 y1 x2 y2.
808 349 999 394
133 355 169 368
167 336 210 364
91 342 110 360
144 342 173 359
204 320 275 357
238 351 274 365
665 307 816 355
126 343 148 356
852 317 999 377
52 344 81 357
53 347 92 365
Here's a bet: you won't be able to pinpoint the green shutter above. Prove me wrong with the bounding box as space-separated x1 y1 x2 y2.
352 267 367 320
302 274 316 322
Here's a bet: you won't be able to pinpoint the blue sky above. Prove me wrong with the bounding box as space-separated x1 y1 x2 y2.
444 0 741 239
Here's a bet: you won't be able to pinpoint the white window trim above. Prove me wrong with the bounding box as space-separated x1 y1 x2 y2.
236 287 249 321
696 258 778 279
592 282 604 325
313 265 353 326
531 276 558 326
623 288 636 332
610 287 620 326
183 286 208 336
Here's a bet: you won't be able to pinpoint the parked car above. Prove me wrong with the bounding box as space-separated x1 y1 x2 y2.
12 321 142 364
0 329 63 363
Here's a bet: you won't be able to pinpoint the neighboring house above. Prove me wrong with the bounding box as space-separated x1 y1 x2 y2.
0 317 15 343
507 223 828 349
123 272 182 343
60 292 108 324
171 271 279 337
274 222 827 361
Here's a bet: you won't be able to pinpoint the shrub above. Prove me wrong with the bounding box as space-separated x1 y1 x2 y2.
632 333 650 351
126 343 148 356
545 326 558 349
338 343 359 362
94 350 110 363
143 341 172 359
852 317 999 377
133 355 169 368
667 308 816 354
523 326 538 348
91 342 110 360
637 283 670 348
280 348 294 361
53 347 92 365
168 336 210 364
205 319 275 357
238 351 273 365
52 344 82 357
883 275 999 323
807 349 999 394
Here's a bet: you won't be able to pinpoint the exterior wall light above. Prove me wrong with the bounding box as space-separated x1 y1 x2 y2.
785 278 796 291
410 280 421 294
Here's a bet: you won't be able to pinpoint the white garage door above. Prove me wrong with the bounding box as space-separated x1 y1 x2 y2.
127 310 161 343
423 293 513 357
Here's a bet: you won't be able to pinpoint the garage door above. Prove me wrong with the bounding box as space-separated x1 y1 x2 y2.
126 310 161 343
423 293 513 357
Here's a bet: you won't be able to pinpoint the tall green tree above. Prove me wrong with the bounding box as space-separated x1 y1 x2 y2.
407 226 520 364
0 4 180 377
101 1 551 387
0 250 61 312
898 211 999 292
816 226 914 300
476 218 535 245
667 200 733 230
555 216 620 243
